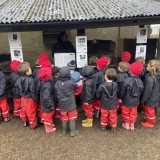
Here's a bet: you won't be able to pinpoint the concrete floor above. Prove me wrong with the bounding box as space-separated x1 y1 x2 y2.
1 111 160 160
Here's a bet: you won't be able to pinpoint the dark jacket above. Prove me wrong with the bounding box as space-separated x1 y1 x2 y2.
96 81 117 110
115 72 130 97
55 67 77 112
15 75 37 102
9 72 20 98
39 79 55 112
32 66 40 79
0 71 7 99
141 73 160 107
95 70 105 89
81 66 96 104
139 65 148 82
119 76 143 108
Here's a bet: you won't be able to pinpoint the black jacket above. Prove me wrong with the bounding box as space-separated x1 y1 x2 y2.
81 66 96 104
139 65 148 82
39 79 55 112
119 76 143 108
95 70 105 89
55 67 77 112
115 72 130 97
15 75 37 102
9 72 20 98
96 81 117 110
0 71 7 99
141 73 160 107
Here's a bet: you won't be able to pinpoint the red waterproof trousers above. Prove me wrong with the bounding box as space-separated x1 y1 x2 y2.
121 104 137 123
20 97 37 129
101 108 117 128
82 103 93 118
93 98 101 111
37 102 43 120
61 109 78 122
0 98 10 118
144 105 156 125
13 98 21 117
42 110 55 126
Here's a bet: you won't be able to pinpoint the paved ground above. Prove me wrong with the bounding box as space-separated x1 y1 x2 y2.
1 109 160 160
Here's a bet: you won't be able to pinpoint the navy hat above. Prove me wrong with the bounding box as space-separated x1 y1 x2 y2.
67 60 76 70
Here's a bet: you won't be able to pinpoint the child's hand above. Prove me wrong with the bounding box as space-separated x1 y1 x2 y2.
84 102 88 105
119 99 122 103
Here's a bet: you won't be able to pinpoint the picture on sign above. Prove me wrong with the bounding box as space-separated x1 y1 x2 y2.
136 27 148 44
8 32 22 48
76 52 88 68
135 45 147 60
10 48 23 62
76 36 87 53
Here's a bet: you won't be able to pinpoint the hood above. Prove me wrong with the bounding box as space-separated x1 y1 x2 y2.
59 67 71 80
129 77 139 98
71 71 80 83
38 67 52 81
156 72 160 83
82 66 94 78
10 60 21 72
40 60 52 68
38 52 49 65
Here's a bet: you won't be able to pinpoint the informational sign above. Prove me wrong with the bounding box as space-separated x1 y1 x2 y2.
54 53 75 68
8 32 22 48
76 52 88 68
76 36 87 52
136 27 148 44
135 45 147 60
10 48 23 62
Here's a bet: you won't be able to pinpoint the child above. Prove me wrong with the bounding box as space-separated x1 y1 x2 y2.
9 60 21 117
121 51 131 63
119 62 143 131
89 56 98 73
15 62 37 129
38 66 56 133
55 67 78 137
141 60 160 128
96 68 118 132
0 70 11 122
81 65 96 127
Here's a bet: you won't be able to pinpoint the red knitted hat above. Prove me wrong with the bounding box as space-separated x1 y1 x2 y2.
129 62 143 76
96 57 109 70
40 60 52 68
10 60 21 72
38 52 49 65
38 67 52 81
121 51 131 62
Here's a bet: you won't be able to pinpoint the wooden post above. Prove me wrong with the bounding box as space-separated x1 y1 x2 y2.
116 27 121 58
157 28 160 60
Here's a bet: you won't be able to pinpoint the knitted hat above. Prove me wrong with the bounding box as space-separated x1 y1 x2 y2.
40 60 52 68
129 62 143 76
67 60 76 70
38 67 52 81
38 52 49 65
96 57 109 70
10 60 21 72
71 71 80 83
121 51 131 62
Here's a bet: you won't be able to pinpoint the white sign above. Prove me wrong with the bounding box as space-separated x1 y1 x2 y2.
10 48 23 62
54 53 75 68
8 32 22 48
136 27 148 44
135 45 147 60
76 36 87 52
76 52 88 68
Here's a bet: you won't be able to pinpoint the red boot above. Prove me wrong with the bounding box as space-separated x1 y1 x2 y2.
141 122 154 128
130 123 135 131
45 125 56 134
122 123 130 130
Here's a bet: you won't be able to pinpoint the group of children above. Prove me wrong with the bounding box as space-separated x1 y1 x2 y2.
0 51 160 137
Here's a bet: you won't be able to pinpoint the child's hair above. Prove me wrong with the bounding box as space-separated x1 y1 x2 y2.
148 60 157 78
89 56 98 66
118 62 130 72
18 62 30 75
135 57 145 64
105 68 117 80
155 60 160 72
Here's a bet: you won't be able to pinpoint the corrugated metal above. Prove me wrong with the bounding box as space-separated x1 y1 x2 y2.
0 0 160 24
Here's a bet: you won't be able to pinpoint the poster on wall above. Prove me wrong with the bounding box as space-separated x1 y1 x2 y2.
8 32 22 48
54 53 75 68
136 27 148 44
135 45 147 60
76 36 87 52
76 52 88 68
10 48 23 62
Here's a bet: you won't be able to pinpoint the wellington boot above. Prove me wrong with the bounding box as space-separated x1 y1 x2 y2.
45 125 56 134
82 118 88 123
141 122 154 128
82 118 93 127
122 123 130 131
130 123 135 131
62 121 68 135
70 120 77 137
